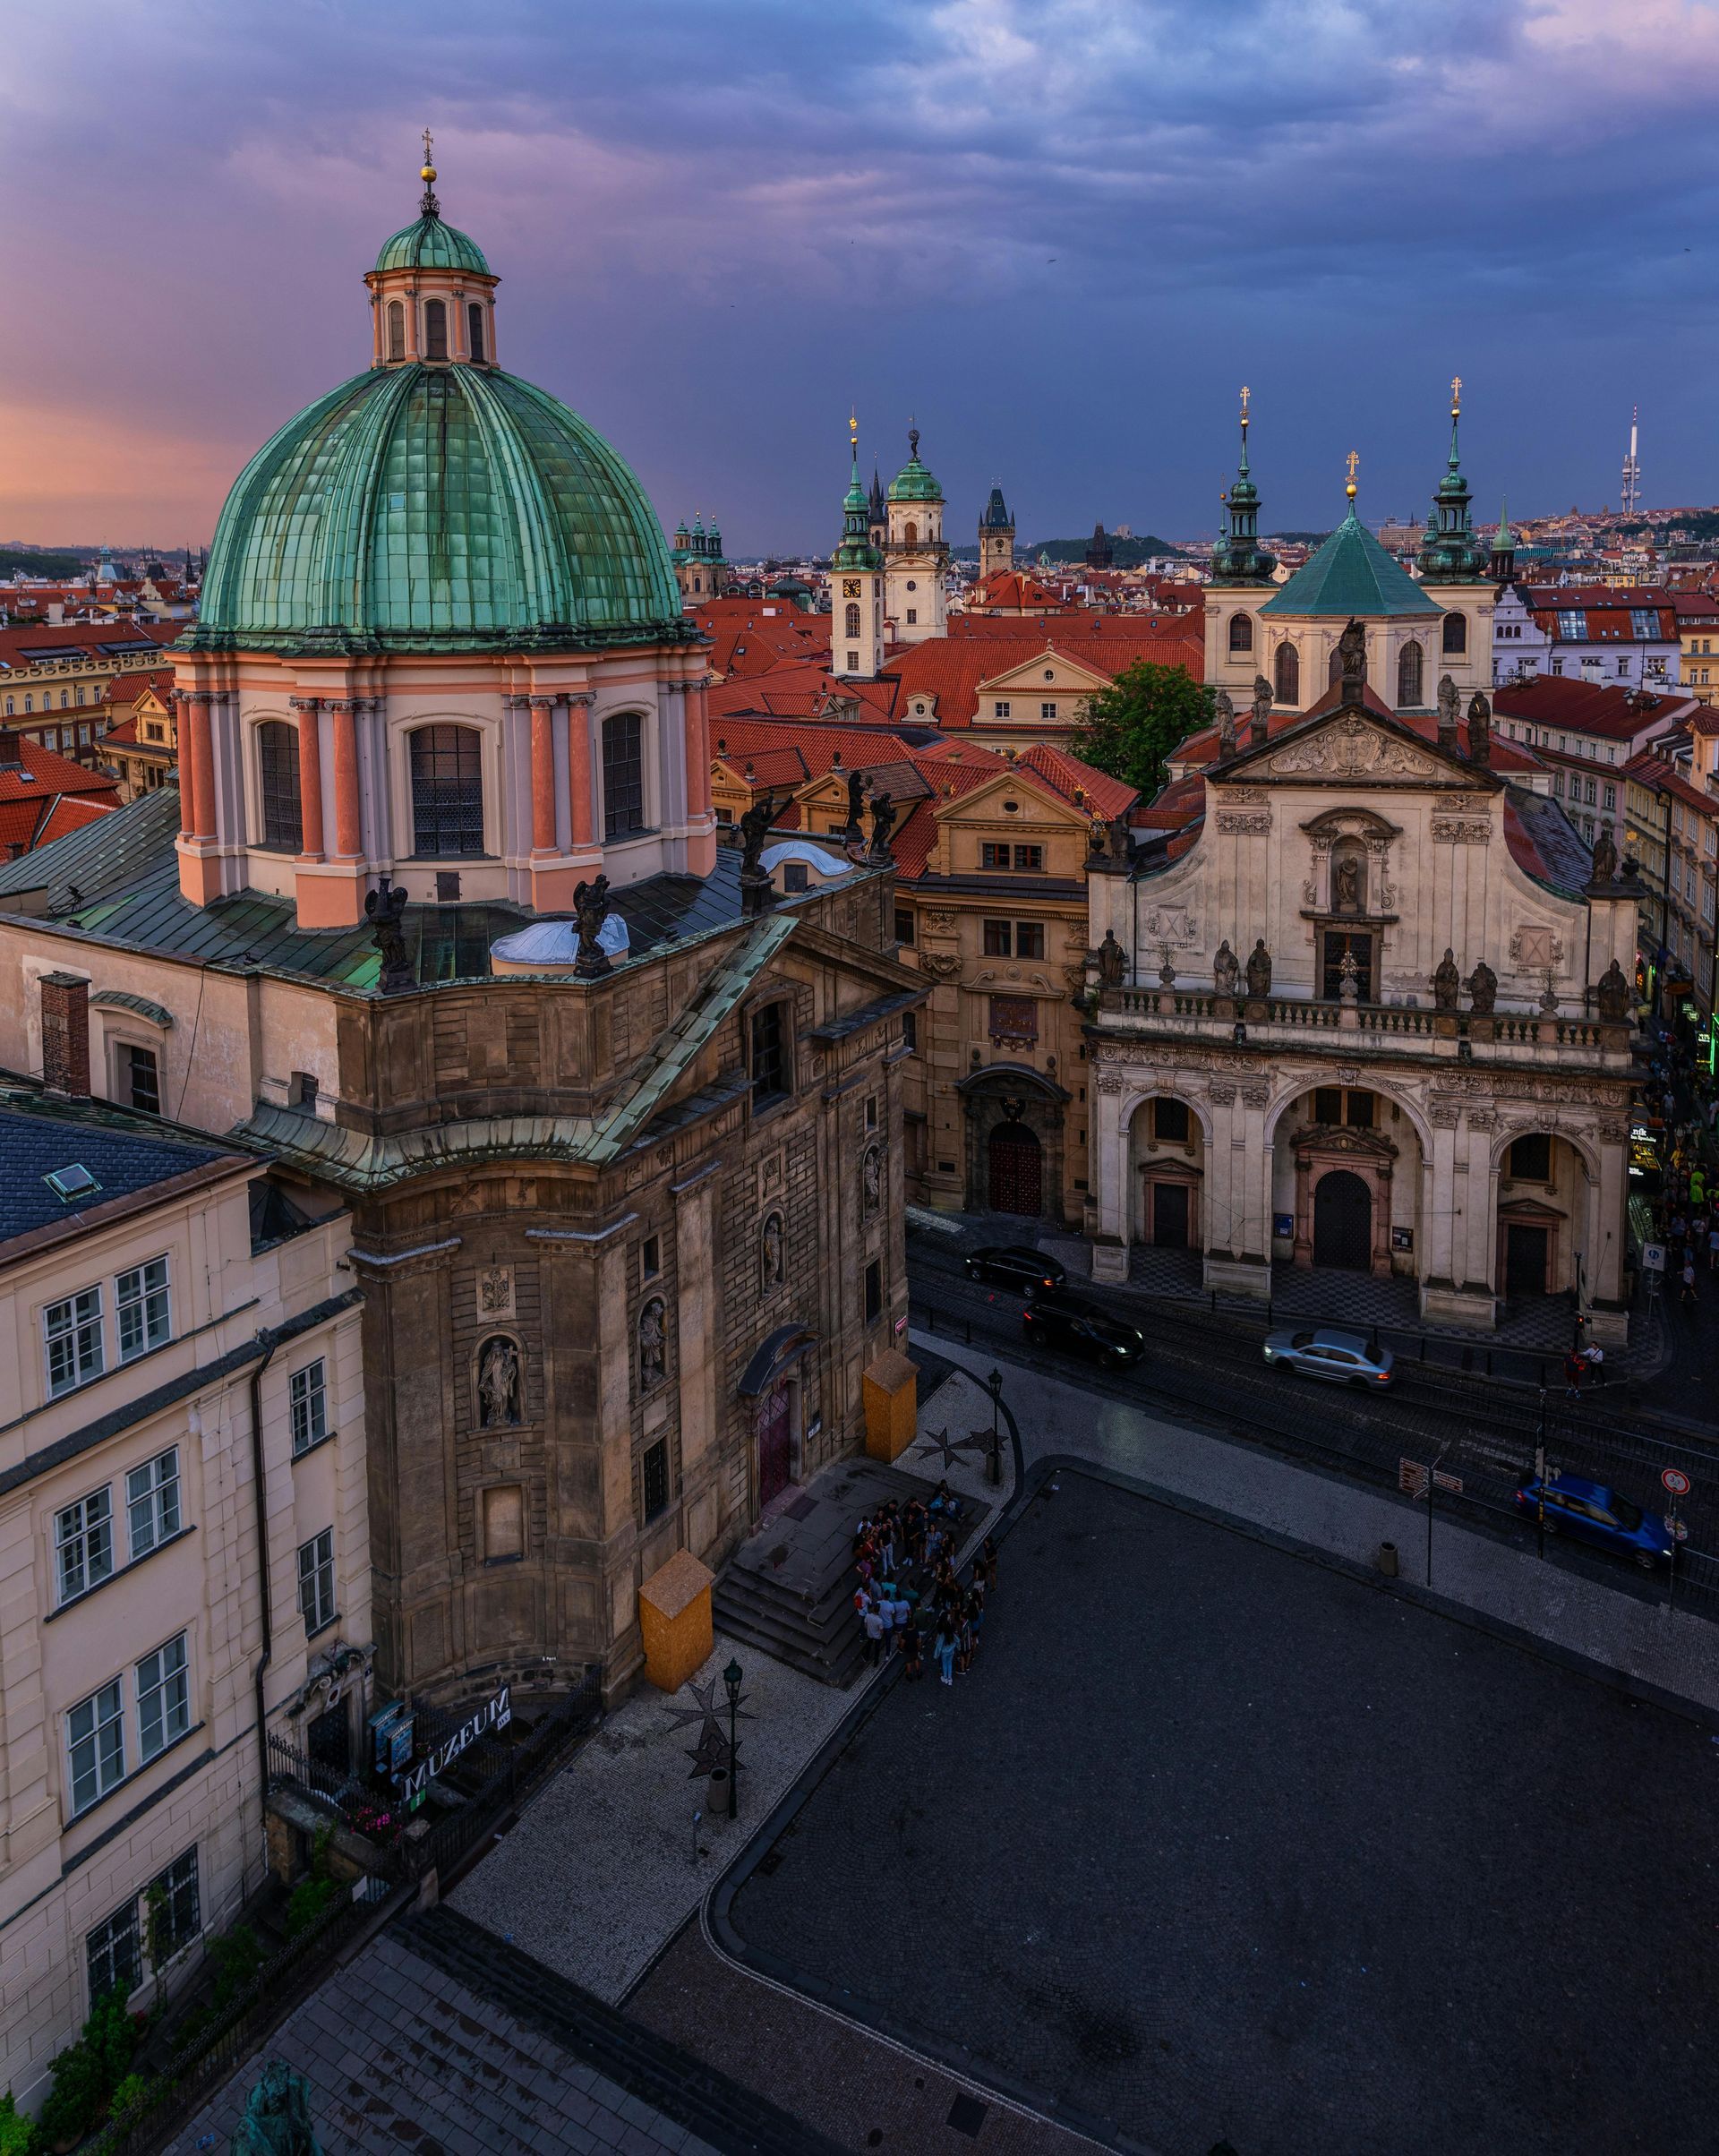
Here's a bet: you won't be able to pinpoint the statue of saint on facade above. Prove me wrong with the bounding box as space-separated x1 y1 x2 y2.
364 878 413 996
638 1300 666 1390
761 1213 784 1288
843 766 867 841
863 1146 883 1213
1467 689 1492 765
1467 957 1497 1014
868 790 897 861
1250 674 1272 745
1595 957 1632 1022
1333 856 1363 914
1437 673 1461 740
1214 689 1238 759
1589 821 1619 886
1096 928 1127 988
476 1336 521 1427
1337 618 1366 697
739 793 781 878
1244 937 1272 999
573 874 613 979
1212 939 1239 997
1432 947 1462 1012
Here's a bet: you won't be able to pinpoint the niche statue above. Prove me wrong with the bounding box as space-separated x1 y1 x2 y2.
476 1336 521 1427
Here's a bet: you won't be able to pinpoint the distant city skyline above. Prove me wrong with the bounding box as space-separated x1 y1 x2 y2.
2 3 1715 552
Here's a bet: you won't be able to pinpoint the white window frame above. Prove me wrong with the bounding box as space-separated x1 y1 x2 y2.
46 1285 105 1396
1040 701 1057 721
993 700 1012 718
289 1360 329 1457
115 1255 171 1362
56 1485 115 1604
297 1527 337 1637
67 1676 125 1816
126 1446 181 1558
135 1632 191 1762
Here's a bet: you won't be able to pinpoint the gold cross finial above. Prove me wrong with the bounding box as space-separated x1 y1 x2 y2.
421 128 436 184
1451 373 1462 416
1239 385 1251 422
1345 449 1360 500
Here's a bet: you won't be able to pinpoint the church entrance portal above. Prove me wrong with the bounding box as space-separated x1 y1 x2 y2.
1313 1170 1373 1270
988 1122 1043 1216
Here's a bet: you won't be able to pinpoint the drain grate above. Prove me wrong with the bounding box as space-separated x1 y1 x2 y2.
946 2093 988 2137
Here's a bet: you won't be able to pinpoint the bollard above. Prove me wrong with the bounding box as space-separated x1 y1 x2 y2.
1376 1542 1399 1578
706 1768 729 1817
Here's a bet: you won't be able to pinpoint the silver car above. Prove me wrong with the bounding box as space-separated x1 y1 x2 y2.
1263 1325 1395 1389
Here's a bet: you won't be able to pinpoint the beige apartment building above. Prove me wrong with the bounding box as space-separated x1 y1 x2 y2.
0 982 366 2112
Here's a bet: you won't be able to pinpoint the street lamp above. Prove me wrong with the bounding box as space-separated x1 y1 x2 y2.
723 1658 742 1819
986 1367 1005 1486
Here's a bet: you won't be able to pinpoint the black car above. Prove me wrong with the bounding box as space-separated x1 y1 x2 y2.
1022 1290 1144 1368
965 1244 1068 1298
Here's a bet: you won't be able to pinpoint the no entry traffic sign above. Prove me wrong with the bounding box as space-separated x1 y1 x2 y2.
1662 1467 1692 1498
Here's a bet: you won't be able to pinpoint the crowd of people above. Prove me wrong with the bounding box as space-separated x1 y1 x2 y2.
1642 1030 1719 1314
852 1483 1000 1688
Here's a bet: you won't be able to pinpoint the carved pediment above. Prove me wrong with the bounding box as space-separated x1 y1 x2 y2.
1221 708 1488 789
1288 1122 1399 1162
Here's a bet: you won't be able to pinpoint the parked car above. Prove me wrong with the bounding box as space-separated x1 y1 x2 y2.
1022 1291 1144 1368
1514 1471 1673 1571
1262 1326 1395 1388
965 1244 1068 1298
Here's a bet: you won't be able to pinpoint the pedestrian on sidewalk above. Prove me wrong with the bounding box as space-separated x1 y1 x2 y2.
935 1624 957 1686
1563 1348 1588 1402
902 1616 923 1681
1706 1221 1719 1272
864 1602 886 1667
979 1535 999 1593
1585 1342 1607 1389
1681 1256 1699 1304
955 1604 975 1676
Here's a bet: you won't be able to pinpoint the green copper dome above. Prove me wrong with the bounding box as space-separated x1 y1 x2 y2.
189 363 688 654
1261 508 1439 619
373 213 491 276
886 425 942 504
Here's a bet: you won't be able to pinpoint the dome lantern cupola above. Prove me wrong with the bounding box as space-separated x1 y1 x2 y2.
1417 377 1489 584
1210 387 1278 586
365 135 500 369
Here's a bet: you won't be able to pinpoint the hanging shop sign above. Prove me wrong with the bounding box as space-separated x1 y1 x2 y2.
391 1684 511 1801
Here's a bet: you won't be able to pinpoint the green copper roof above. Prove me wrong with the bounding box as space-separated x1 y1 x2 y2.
374 213 491 276
1260 509 1440 618
887 427 942 504
189 362 689 654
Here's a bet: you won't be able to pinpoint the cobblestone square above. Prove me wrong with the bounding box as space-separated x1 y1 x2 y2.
726 1467 1718 2156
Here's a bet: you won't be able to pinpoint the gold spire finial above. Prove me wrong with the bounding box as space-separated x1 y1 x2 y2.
850 407 858 444
421 128 436 184
1345 449 1360 500
1239 385 1251 429
1450 373 1462 418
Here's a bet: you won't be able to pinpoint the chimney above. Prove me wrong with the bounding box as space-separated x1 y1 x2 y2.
40 971 90 1098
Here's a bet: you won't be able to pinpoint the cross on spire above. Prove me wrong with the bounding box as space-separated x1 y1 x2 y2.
1450 373 1462 416
1345 449 1360 501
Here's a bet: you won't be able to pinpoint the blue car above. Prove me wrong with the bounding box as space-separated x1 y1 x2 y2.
1514 1471 1674 1571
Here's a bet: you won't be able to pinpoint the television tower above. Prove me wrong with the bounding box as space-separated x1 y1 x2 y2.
1620 405 1641 518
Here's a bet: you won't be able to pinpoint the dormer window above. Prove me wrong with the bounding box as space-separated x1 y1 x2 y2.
467 303 486 364
423 298 449 361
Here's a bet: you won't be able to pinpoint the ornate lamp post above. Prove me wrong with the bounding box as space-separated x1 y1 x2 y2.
986 1367 1004 1486
723 1658 743 1819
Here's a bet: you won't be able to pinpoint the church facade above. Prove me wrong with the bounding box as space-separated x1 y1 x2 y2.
1085 660 1639 1339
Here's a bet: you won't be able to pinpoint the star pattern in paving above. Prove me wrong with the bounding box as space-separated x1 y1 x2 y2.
659 1673 756 1750
911 1425 990 1472
685 1728 733 1778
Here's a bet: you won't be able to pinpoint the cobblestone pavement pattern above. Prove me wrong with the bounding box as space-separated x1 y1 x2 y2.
171 1929 717 2153
727 1468 1719 2156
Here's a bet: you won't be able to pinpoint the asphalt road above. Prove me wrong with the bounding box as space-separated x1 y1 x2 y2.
729 1467 1719 2156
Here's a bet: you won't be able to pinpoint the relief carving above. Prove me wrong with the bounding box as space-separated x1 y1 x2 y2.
1432 817 1492 843
1266 712 1439 782
1217 810 1272 834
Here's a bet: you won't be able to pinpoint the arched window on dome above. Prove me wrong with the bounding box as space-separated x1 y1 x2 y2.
1228 612 1253 654
1442 612 1467 655
410 724 484 856
1274 640 1299 705
602 712 646 839
423 299 449 362
903 521 918 549
258 722 303 851
386 300 405 362
1397 639 1424 707
844 602 860 639
467 304 486 364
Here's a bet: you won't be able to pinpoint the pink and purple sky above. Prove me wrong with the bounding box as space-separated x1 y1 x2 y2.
3 0 1715 555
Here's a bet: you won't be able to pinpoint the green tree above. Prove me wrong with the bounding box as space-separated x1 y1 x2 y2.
1070 661 1212 800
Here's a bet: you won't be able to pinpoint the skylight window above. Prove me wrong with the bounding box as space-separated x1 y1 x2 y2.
45 1163 99 1202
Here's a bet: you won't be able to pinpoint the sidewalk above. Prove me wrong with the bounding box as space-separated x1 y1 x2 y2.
917 1330 1719 1718
450 1364 1013 2005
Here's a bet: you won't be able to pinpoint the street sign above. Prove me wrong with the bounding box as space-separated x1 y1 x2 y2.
1665 1516 1689 1543
1432 1470 1464 1494
1662 1467 1692 1497
1398 1458 1429 1498
1642 1244 1666 1274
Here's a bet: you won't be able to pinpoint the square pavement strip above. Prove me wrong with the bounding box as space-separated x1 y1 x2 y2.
724 1466 1719 2156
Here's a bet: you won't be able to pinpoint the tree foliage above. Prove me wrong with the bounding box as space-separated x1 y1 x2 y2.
1070 661 1212 799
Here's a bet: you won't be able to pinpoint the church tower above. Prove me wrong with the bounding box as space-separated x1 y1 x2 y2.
884 424 949 644
979 484 1014 578
1414 379 1495 689
1203 388 1279 685
833 416 885 680
868 466 887 555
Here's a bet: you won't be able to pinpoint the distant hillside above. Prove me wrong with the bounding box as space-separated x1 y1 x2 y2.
1024 535 1187 567
0 548 86 578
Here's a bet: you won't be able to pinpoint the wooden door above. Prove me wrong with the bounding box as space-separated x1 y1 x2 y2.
988 1123 1043 1216
757 1382 792 1506
1151 1181 1190 1248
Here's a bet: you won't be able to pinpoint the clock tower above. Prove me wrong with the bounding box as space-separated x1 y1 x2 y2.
832 415 885 680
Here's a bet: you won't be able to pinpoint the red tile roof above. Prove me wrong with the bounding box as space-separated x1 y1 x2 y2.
1622 752 1719 821
1492 674 1696 740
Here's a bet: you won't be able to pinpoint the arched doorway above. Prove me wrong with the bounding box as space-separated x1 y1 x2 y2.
988 1121 1042 1216
1313 1170 1373 1269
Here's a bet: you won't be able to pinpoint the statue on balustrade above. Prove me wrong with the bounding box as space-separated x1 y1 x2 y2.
1244 938 1272 999
1467 958 1497 1015
1432 947 1461 1012
1250 674 1272 746
1595 958 1632 1023
1096 928 1128 988
1212 939 1240 998
1589 821 1619 886
1214 689 1238 760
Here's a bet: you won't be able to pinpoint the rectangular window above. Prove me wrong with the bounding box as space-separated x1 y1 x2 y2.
749 1002 788 1102
1552 770 1565 798
782 860 809 893
297 1528 337 1637
46 1286 104 1395
641 1236 662 1280
119 1043 160 1115
1631 609 1658 638
1153 1099 1191 1144
1040 702 1057 722
905 608 918 626
602 712 646 839
993 701 1012 719
902 1011 918 1052
56 1486 115 1604
1321 929 1374 1002
846 651 859 672
289 1360 328 1456
1015 921 1046 959
1603 785 1617 810
979 843 1010 868
126 1447 181 1557
115 1257 171 1362
86 1901 141 2005
1557 609 1584 640
68 1677 125 1815
642 1438 670 1521
894 908 914 945
1013 844 1044 871
983 918 1013 957
150 1848 201 1960
136 1633 190 1763
864 1260 883 1325
1509 1133 1552 1180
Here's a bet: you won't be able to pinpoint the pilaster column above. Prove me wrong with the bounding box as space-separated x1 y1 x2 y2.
528 697 557 856
684 677 712 817
171 691 194 838
290 697 325 860
328 697 362 860
567 693 595 848
1091 1075 1128 1242
184 690 216 840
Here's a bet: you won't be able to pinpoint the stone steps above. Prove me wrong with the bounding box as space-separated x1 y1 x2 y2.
403 1904 846 2156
